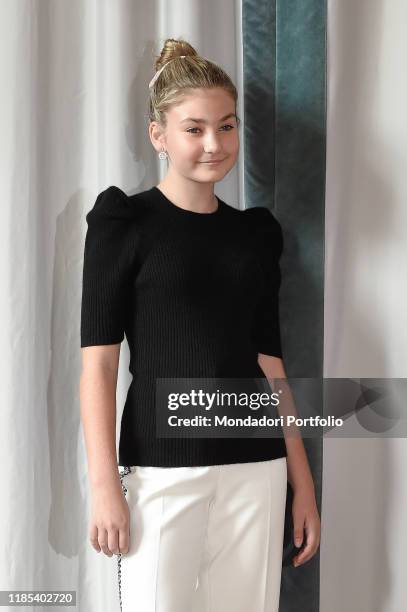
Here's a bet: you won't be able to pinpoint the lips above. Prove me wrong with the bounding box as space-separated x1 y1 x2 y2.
200 159 225 163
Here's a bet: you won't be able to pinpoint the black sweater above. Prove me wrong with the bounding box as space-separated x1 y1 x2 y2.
80 185 287 467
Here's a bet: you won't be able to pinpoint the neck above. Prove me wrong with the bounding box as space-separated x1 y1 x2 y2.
156 176 218 214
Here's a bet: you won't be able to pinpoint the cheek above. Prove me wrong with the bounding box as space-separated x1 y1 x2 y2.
228 133 240 155
177 138 201 160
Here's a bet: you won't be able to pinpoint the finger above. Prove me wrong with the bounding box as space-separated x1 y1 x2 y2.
108 527 120 555
293 533 318 566
98 528 112 557
293 520 305 548
89 525 101 552
118 525 130 555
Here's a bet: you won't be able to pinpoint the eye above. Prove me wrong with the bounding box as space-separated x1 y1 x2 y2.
186 124 235 134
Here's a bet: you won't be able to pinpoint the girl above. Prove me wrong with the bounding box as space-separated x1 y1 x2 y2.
79 38 320 612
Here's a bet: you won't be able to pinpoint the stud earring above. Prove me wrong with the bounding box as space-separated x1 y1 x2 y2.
158 148 168 160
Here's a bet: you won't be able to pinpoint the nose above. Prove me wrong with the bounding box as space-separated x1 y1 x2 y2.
203 132 223 154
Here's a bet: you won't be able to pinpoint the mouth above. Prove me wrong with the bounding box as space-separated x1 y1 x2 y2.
200 159 226 164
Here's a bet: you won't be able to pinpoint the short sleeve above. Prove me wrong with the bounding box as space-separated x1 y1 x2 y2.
246 206 284 358
80 186 137 347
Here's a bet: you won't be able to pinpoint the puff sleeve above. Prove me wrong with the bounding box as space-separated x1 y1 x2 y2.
246 206 284 358
80 186 138 347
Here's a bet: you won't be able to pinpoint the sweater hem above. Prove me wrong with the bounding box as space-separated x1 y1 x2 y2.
118 439 287 468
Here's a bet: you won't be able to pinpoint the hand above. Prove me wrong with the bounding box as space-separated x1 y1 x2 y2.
291 482 321 568
89 479 130 557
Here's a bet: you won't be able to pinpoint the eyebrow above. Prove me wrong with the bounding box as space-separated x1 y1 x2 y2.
179 113 237 124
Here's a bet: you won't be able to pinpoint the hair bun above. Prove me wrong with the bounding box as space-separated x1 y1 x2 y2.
155 38 198 71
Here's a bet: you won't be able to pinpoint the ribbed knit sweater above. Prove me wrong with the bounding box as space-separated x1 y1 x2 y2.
80 185 287 467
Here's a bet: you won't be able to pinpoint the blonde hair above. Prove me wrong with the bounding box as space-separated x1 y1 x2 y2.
148 37 241 128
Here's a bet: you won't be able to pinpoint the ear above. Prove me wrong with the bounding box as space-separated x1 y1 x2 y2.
149 121 166 154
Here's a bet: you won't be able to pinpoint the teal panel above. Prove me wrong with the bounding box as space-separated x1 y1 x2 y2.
242 1 326 610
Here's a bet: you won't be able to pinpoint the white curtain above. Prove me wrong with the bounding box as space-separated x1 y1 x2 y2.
0 1 241 610
323 1 407 611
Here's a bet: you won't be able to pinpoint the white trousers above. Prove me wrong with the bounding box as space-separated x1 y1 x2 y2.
117 457 287 612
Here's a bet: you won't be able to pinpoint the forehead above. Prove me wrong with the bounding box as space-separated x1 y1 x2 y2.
167 88 236 123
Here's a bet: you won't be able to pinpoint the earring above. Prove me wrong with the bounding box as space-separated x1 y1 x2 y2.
158 148 168 160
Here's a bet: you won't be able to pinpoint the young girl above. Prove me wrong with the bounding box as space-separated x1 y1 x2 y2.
79 38 320 612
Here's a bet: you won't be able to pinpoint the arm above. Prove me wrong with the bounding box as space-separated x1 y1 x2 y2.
245 205 320 566
79 344 121 489
257 352 321 568
79 343 130 557
257 352 315 493
79 186 138 557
